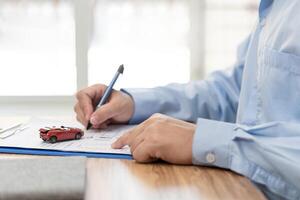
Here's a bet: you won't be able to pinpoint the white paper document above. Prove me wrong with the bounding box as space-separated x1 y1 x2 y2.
0 118 135 155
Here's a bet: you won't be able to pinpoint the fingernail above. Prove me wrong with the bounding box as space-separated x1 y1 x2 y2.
111 142 116 149
111 142 118 149
90 116 97 124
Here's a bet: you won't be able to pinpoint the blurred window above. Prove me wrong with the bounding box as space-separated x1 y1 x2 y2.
0 0 75 96
0 0 259 96
205 0 259 74
89 0 190 88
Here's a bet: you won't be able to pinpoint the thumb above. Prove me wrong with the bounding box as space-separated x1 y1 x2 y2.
90 103 117 126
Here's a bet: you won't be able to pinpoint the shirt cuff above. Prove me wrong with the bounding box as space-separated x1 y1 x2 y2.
121 88 159 124
192 118 237 169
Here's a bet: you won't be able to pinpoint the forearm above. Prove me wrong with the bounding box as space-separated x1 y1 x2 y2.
123 80 230 124
124 67 241 124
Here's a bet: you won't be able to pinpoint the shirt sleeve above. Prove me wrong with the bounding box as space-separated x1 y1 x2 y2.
123 36 250 124
193 118 300 200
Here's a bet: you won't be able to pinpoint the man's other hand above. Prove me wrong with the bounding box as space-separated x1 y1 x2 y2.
112 114 196 165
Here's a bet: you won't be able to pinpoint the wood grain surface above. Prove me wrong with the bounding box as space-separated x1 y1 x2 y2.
85 158 266 200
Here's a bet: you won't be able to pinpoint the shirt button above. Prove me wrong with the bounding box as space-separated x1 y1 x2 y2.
206 152 216 164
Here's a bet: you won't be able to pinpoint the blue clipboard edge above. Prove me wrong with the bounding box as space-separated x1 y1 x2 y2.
0 147 133 160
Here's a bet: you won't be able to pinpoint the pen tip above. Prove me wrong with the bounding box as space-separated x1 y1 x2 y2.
118 64 124 74
86 122 92 130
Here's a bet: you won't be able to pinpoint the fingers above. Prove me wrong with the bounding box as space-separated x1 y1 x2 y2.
74 103 87 126
89 103 116 126
111 120 148 148
111 132 131 149
132 141 157 163
75 84 105 121
112 128 143 150
111 114 171 163
111 114 195 164
92 119 112 129
76 92 95 121
129 133 145 154
112 132 156 163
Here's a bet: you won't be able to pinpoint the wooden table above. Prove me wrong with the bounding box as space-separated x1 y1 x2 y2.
85 158 266 200
0 117 266 200
0 154 265 200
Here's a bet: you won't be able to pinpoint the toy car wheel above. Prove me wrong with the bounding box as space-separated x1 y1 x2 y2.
49 136 57 143
75 133 82 140
42 138 47 141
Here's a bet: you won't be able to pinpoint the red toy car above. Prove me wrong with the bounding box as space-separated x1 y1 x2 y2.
39 126 84 143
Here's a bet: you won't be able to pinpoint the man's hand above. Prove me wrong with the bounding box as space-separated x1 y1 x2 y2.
112 114 196 164
74 84 135 128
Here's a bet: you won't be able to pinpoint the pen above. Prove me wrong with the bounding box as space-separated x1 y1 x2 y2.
86 64 124 130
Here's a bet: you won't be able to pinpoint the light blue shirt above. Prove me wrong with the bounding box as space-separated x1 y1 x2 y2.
125 0 300 199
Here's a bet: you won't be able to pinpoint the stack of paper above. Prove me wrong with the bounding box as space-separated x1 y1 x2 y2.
0 118 134 159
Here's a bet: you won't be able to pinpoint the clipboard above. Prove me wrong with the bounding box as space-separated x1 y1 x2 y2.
0 146 133 159
0 118 134 160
